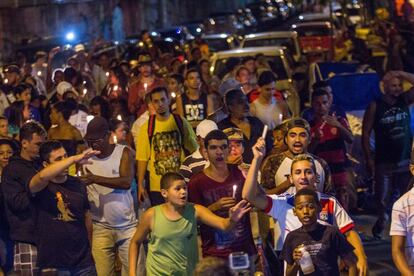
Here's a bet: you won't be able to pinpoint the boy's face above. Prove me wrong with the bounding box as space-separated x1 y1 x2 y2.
204 139 229 167
293 194 319 226
312 94 330 117
289 160 316 191
162 180 188 207
285 127 309 155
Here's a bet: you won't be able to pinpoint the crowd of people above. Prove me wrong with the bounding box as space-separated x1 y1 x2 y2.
0 15 413 275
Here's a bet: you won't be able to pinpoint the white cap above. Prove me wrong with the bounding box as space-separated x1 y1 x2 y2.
74 44 85 52
56 81 78 96
196 119 218 139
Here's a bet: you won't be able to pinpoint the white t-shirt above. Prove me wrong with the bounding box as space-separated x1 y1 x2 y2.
250 98 283 130
69 110 89 137
131 111 150 145
265 192 354 251
390 188 414 269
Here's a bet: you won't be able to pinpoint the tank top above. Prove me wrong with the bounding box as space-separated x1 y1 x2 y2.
373 96 412 164
85 144 136 228
181 92 208 124
146 204 198 276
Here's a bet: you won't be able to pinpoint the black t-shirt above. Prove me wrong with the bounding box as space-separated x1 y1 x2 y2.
33 176 93 269
280 223 354 276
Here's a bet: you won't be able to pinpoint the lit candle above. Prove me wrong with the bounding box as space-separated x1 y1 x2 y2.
105 72 109 77
279 114 283 123
113 85 119 91
37 71 42 76
113 135 118 144
4 79 8 84
171 92 176 98
143 83 148 93
261 125 268 139
77 168 82 177
117 114 122 121
83 88 87 95
232 185 237 198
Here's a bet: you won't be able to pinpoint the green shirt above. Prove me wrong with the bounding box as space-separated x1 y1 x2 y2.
146 204 199 276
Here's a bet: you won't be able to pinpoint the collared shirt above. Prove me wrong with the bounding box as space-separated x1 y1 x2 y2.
390 187 414 269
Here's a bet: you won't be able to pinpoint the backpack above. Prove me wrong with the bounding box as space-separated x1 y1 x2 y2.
147 114 191 156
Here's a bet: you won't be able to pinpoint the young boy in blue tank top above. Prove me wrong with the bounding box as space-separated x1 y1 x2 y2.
128 172 251 276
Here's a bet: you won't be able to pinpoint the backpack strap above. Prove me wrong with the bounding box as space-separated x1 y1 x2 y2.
173 114 191 156
147 114 156 148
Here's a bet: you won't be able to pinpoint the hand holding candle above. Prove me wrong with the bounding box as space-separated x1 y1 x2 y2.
261 125 268 139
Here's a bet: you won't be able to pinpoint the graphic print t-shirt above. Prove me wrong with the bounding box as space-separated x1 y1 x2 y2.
33 176 93 269
136 115 198 191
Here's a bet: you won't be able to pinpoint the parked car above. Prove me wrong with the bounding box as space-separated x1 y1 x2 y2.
209 46 302 115
240 31 302 63
202 33 240 52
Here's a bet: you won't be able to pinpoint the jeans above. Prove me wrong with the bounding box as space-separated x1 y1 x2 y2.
374 162 411 223
41 265 97 276
91 223 145 276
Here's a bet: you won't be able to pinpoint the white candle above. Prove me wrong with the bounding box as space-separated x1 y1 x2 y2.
113 135 118 144
171 92 176 98
117 114 122 121
261 125 268 139
279 114 283 123
113 85 119 91
83 88 87 95
105 72 109 77
143 83 148 92
232 185 237 198
37 71 42 76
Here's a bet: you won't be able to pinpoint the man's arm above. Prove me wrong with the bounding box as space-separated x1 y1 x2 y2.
392 235 414 275
128 208 153 276
242 138 269 210
137 160 149 202
361 101 376 177
30 149 99 193
85 210 93 246
83 148 133 190
345 230 368 276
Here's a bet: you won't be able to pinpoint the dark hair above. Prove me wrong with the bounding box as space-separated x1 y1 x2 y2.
149 86 169 101
194 257 233 276
20 121 46 142
109 118 123 132
224 88 244 108
311 89 330 100
0 116 7 122
160 172 185 190
40 140 63 162
13 83 32 97
63 67 78 83
185 68 200 79
90 96 111 121
241 56 255 64
8 101 25 127
204 129 228 149
312 80 330 91
53 101 72 121
257 70 277 87
294 188 320 208
169 73 184 85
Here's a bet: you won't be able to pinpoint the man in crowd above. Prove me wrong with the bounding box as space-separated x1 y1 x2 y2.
1 121 47 274
261 118 332 194
136 87 198 206
362 70 414 238
80 117 141 276
242 138 368 276
29 141 98 274
128 54 164 117
188 130 257 270
179 119 217 183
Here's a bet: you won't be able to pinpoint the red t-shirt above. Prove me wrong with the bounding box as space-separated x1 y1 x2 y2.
188 165 257 258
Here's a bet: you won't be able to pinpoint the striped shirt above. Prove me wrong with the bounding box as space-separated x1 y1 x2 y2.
390 188 414 269
179 150 208 183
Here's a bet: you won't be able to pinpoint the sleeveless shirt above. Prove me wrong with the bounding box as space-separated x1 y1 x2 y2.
146 204 198 276
181 92 208 124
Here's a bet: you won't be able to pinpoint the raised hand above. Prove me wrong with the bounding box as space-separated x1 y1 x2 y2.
73 148 100 165
229 200 251 223
252 137 266 160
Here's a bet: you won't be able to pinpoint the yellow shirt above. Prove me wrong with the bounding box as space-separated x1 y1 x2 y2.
136 115 198 191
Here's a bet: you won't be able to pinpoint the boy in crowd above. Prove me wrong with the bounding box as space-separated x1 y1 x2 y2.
128 172 251 276
281 188 357 276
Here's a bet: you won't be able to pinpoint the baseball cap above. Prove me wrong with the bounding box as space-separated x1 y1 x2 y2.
285 118 310 134
223 127 243 141
74 44 86 53
84 116 110 140
196 119 218 139
4 65 20 74
56 81 78 96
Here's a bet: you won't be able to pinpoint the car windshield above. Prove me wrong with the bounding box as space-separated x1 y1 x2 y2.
295 26 332 36
214 55 288 79
205 38 231 52
243 38 298 55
